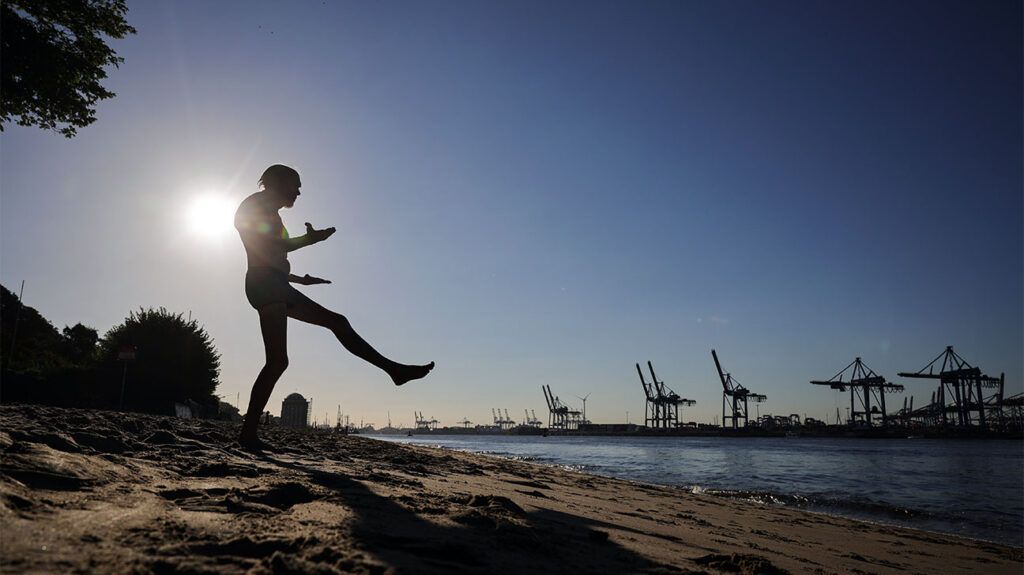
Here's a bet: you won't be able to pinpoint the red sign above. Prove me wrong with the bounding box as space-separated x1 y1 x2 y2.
118 345 137 361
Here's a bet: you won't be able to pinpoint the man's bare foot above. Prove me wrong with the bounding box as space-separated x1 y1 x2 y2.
390 361 434 386
238 434 272 453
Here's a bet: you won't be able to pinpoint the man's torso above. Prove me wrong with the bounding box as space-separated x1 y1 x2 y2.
235 192 290 273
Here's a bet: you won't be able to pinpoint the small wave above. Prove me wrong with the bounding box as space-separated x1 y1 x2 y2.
558 464 588 473
692 487 1019 545
470 450 544 462
690 487 792 507
504 455 542 462
691 486 927 521
483 451 586 472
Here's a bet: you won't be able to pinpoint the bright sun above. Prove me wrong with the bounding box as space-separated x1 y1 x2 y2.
185 195 236 238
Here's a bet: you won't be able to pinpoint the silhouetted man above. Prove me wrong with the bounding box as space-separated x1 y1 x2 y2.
235 164 433 449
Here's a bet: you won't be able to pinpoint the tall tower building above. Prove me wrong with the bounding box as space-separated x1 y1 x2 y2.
281 393 310 428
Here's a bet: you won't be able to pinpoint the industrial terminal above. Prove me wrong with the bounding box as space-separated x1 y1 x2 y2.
292 346 1022 439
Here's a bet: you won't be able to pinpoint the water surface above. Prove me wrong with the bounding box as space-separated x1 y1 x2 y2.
373 434 1023 546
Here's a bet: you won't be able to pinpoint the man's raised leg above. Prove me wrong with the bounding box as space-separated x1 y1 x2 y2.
287 297 433 385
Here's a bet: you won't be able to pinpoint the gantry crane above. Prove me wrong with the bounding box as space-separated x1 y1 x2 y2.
712 349 766 429
636 361 695 429
542 385 582 430
524 409 542 427
898 346 1004 429
891 395 920 427
414 411 439 431
1002 393 1024 432
491 408 515 430
810 357 903 426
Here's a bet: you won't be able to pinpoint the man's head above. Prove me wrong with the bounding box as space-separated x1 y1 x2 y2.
258 164 301 208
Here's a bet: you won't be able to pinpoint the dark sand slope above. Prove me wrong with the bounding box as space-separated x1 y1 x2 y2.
0 405 1019 574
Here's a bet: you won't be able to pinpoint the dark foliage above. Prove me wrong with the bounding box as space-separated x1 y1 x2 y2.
62 323 100 366
1 285 105 405
1 366 121 409
1 0 136 137
1 286 219 414
98 308 221 413
217 400 243 422
0 285 97 373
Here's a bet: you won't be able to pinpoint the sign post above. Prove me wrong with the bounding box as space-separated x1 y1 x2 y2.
118 345 136 409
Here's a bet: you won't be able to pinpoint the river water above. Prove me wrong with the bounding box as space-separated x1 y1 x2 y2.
372 434 1023 546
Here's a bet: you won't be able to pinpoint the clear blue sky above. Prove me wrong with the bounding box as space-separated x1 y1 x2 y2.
2 0 1021 427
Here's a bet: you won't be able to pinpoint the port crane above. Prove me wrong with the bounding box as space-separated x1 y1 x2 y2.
542 385 582 430
810 357 903 426
413 411 438 430
712 349 766 429
898 346 1004 429
636 362 695 429
491 408 515 430
524 409 542 427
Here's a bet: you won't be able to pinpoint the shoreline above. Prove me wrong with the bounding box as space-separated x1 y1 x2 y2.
379 436 1012 546
370 428 1024 439
374 433 1023 546
2 404 1021 574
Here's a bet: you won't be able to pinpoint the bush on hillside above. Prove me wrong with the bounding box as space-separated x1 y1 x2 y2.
98 308 221 413
2 285 105 405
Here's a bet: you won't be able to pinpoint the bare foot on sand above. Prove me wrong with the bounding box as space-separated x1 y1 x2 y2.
238 435 273 453
390 361 435 386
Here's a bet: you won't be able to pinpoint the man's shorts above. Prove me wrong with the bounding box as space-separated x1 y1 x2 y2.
244 267 313 310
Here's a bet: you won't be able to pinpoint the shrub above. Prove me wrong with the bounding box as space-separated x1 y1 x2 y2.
99 308 220 413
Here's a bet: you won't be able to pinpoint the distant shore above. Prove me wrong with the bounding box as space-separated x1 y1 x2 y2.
372 425 1024 439
1 404 1020 574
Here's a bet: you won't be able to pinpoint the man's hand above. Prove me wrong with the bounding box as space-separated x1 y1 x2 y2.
283 222 336 252
305 222 336 243
292 274 331 285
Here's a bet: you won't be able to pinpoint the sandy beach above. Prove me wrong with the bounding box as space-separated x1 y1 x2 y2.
0 404 1019 574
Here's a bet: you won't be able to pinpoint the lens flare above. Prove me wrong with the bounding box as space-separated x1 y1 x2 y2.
185 195 236 238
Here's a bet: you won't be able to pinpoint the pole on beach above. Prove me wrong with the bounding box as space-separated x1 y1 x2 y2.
119 362 128 409
5 280 26 370
117 345 136 410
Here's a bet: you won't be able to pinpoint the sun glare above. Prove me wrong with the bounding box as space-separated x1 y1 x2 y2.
185 195 236 238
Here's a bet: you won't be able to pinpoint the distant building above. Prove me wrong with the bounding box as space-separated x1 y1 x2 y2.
281 393 310 428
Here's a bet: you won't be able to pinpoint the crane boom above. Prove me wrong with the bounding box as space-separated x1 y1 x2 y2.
712 349 728 389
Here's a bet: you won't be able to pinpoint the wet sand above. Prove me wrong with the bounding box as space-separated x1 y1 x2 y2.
1 404 1020 574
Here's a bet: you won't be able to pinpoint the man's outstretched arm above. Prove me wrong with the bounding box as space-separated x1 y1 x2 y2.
284 222 336 252
289 273 331 285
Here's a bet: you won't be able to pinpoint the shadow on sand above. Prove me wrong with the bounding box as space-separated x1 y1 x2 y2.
0 404 681 574
260 453 679 574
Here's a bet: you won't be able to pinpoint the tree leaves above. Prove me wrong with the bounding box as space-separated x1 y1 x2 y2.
99 308 221 412
0 0 136 137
